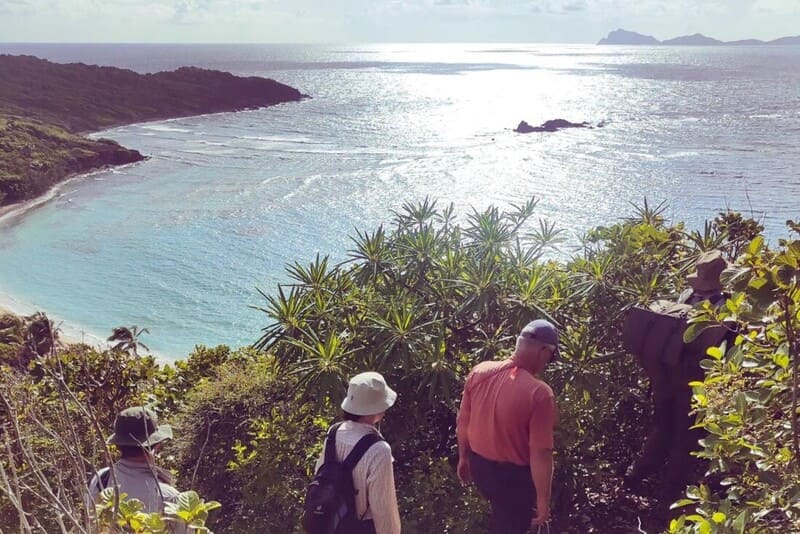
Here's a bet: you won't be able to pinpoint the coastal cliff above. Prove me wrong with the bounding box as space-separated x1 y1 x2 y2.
0 54 305 207
0 117 142 205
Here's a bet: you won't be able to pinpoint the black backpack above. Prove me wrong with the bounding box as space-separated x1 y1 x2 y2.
622 298 730 366
90 467 112 492
301 422 383 534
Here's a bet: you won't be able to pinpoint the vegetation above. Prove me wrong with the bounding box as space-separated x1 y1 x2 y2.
0 54 305 207
1 200 799 533
0 115 142 205
0 54 305 133
670 226 800 533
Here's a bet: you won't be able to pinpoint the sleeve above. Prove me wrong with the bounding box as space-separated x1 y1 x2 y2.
365 442 401 534
455 372 473 449
528 386 556 452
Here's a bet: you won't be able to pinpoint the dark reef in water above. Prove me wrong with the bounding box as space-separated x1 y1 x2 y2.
514 119 591 133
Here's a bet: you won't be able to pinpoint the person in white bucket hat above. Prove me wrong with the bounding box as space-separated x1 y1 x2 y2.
313 372 401 534
341 371 398 416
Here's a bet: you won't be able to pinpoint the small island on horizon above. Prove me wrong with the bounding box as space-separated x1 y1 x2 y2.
0 54 305 210
598 28 800 46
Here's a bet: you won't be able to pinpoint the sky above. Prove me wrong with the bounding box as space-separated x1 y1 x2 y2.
0 0 798 43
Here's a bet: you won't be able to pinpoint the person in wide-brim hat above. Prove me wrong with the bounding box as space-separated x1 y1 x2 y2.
310 372 402 534
89 406 180 515
686 250 727 292
107 406 173 447
340 371 397 416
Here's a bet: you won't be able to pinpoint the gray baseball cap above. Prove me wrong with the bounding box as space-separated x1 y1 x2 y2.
519 319 560 360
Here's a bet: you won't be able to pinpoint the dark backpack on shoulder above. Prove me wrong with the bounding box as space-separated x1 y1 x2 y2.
622 298 731 367
301 422 383 534
90 467 112 493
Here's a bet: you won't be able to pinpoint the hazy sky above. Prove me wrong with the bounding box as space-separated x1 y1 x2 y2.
1 0 798 43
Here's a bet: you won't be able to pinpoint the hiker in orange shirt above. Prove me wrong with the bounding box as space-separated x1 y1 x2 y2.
456 319 559 533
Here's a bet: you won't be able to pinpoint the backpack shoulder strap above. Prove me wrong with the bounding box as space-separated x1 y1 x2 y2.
342 432 384 472
324 422 344 463
100 467 112 489
91 467 112 492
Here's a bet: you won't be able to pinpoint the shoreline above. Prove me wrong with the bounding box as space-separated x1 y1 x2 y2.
0 162 144 227
0 56 306 361
0 100 308 225
0 290 170 360
0 291 93 347
0 107 289 360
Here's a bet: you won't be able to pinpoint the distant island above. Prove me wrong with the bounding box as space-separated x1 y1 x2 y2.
598 29 800 46
0 54 305 208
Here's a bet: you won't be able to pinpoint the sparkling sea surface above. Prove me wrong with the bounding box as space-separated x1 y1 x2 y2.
0 43 798 358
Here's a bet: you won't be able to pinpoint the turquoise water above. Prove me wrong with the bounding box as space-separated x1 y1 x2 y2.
0 44 798 358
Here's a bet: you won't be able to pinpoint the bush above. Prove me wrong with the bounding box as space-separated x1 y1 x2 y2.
171 354 319 532
671 228 800 533
246 198 724 531
0 333 223 533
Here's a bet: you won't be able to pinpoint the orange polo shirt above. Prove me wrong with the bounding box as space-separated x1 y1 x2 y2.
457 358 555 467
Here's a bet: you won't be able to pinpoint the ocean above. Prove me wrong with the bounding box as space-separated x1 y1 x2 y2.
0 43 798 358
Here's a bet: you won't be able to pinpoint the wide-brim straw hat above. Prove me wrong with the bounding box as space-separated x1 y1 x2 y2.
341 372 397 416
687 250 727 292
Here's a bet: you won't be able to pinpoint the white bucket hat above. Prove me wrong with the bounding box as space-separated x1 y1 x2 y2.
341 372 397 416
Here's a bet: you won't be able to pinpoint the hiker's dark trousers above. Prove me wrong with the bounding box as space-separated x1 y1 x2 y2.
469 451 536 534
335 518 375 534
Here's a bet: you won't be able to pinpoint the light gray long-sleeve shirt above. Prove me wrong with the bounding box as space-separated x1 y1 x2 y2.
315 421 402 534
88 458 180 514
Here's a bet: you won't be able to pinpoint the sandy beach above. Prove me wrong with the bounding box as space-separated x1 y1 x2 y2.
0 199 25 221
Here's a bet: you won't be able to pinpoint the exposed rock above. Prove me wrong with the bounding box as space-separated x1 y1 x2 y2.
598 29 660 46
515 119 590 134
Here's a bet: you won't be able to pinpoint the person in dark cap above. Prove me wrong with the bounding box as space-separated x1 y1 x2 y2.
88 406 180 513
456 319 559 533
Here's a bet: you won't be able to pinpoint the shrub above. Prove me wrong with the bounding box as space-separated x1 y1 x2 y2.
671 227 800 533
171 354 319 532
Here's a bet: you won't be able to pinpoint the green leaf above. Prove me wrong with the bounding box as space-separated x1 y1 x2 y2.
671 499 696 509
732 511 747 534
734 392 747 417
748 235 764 255
712 512 726 523
685 486 702 499
773 352 790 369
706 346 723 360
